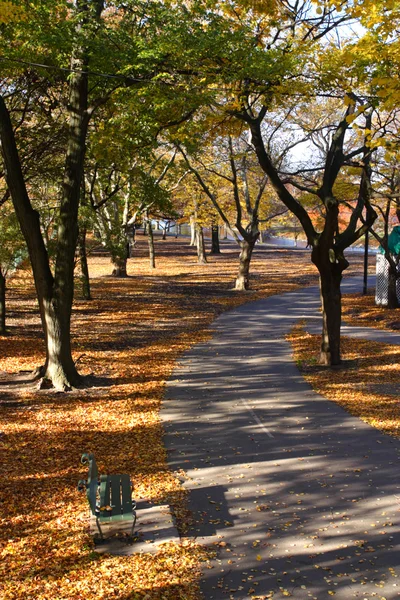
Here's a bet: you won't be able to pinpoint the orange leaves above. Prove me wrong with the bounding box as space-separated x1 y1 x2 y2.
0 238 366 599
288 320 400 439
342 292 400 332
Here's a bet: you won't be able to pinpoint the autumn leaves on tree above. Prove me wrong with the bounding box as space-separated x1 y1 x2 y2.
1 0 400 385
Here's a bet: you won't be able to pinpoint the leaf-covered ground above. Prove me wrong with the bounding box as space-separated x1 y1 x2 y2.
288 324 400 439
1 238 364 600
342 289 400 331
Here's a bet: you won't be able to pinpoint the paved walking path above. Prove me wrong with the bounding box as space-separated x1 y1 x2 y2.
163 277 400 600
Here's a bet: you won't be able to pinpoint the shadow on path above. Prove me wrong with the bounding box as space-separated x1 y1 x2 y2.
163 276 400 600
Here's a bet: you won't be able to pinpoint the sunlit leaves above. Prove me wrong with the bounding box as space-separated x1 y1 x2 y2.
0 0 26 23
289 316 400 439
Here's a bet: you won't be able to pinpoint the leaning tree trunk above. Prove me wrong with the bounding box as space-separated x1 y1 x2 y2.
210 224 221 254
0 1 102 390
196 225 207 264
147 216 156 268
312 247 348 366
235 237 256 291
0 270 5 335
78 226 91 300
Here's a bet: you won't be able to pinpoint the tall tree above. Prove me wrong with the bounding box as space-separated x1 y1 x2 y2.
198 0 379 363
178 134 269 289
0 0 104 389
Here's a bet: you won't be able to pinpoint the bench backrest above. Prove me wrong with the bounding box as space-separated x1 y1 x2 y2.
81 452 99 515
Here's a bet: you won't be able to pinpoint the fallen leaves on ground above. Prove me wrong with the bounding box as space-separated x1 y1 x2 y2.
342 290 400 331
0 238 361 599
288 322 400 439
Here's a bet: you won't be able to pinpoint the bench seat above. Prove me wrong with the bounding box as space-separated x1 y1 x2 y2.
78 453 137 539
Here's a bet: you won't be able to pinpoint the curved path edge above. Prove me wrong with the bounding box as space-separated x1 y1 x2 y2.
163 276 400 600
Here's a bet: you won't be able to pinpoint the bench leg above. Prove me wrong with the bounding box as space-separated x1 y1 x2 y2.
95 517 104 540
131 510 137 537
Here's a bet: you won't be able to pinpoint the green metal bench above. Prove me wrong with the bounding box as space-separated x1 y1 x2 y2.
78 452 137 539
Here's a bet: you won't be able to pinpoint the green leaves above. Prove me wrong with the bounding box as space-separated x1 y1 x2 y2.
0 202 27 276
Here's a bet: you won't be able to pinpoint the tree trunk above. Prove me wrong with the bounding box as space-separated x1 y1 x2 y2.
42 295 81 388
210 224 221 254
196 225 207 264
0 2 103 390
147 217 156 268
0 270 5 335
126 225 135 257
0 102 84 389
312 247 347 366
78 226 91 300
190 215 196 246
318 269 342 365
112 255 128 277
387 264 399 309
235 238 256 290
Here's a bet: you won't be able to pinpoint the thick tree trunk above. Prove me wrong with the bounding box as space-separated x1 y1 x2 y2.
0 100 83 389
318 269 342 365
210 224 221 254
126 225 135 257
387 265 399 309
190 215 196 246
312 247 347 366
196 225 207 264
189 215 197 246
112 255 128 277
147 218 156 268
0 270 5 335
42 296 80 388
78 226 91 300
0 2 103 390
235 238 256 290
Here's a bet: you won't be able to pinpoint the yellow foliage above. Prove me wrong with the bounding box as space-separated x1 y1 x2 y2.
0 0 26 23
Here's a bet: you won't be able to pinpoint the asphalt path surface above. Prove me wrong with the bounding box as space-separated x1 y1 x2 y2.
163 277 400 600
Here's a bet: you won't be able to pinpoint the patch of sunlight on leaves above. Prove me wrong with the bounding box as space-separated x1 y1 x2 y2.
0 238 365 599
288 322 400 440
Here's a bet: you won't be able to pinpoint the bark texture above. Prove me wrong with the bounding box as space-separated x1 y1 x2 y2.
311 244 348 365
0 270 5 334
112 256 128 277
210 224 221 254
387 263 400 309
196 225 207 264
147 215 156 268
235 238 256 290
190 215 196 246
78 227 91 300
0 1 103 389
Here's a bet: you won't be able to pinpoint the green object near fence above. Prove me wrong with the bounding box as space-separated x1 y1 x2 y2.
379 225 400 255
